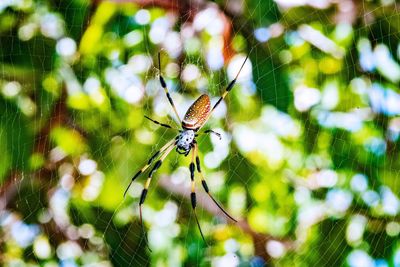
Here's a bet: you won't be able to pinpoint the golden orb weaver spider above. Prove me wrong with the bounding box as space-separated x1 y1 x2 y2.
124 51 249 247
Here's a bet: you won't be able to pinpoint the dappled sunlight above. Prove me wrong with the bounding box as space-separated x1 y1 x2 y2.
1 0 400 266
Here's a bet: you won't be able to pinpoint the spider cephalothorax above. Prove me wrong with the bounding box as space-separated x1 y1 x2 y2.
123 51 248 247
176 129 196 155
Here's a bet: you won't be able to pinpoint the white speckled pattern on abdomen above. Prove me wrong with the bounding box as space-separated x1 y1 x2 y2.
182 94 211 130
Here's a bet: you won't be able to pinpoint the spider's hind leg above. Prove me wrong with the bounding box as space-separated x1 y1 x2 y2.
194 143 237 222
189 148 207 244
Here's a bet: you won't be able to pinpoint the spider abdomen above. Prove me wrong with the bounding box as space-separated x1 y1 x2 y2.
182 94 211 130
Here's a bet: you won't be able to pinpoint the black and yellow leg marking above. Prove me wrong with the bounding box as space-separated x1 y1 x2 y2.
196 130 221 140
139 144 175 209
205 54 249 122
138 144 175 249
194 144 237 222
203 129 222 140
158 52 181 124
123 139 175 198
189 147 206 243
144 115 178 130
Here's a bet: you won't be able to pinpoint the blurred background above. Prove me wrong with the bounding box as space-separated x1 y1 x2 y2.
1 0 400 266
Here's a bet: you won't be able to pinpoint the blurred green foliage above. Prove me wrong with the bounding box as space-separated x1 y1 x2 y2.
1 0 400 266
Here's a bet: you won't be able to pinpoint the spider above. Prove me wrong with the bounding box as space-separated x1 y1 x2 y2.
124 51 249 245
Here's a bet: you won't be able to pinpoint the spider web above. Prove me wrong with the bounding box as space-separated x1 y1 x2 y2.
104 3 260 265
1 0 400 267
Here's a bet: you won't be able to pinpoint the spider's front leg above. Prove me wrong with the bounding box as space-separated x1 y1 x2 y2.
123 138 175 198
135 143 175 250
196 129 222 140
204 54 249 123
158 52 181 124
138 144 175 221
144 115 179 130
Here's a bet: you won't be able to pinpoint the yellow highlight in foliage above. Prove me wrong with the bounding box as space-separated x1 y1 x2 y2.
252 183 271 203
319 57 342 74
42 75 60 96
29 153 45 170
50 127 87 156
248 207 269 233
88 88 107 108
352 124 381 146
127 109 144 129
67 92 90 110
97 172 124 211
79 2 116 55
291 42 310 59
4 240 24 262
92 1 117 25
213 224 234 241
79 25 103 55
303 58 318 78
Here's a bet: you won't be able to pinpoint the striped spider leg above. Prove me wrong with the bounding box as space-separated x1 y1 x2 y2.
127 140 176 251
194 143 237 222
158 51 181 125
203 54 249 124
123 138 176 198
189 143 207 243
